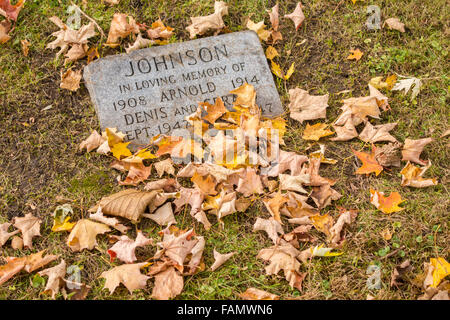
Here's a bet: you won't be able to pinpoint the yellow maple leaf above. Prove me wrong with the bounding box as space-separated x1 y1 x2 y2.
284 62 295 80
370 189 405 214
430 257 450 288
302 123 334 141
347 48 363 61
265 45 279 60
271 61 295 80
52 216 75 232
111 142 132 160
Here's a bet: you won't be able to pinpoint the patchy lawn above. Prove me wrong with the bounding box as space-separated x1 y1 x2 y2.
0 0 448 300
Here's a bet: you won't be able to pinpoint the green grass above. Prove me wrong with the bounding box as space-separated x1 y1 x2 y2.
0 0 449 300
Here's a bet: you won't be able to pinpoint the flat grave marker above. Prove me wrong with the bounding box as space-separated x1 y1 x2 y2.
83 30 283 147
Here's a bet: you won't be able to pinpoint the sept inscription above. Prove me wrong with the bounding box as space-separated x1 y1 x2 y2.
83 31 283 147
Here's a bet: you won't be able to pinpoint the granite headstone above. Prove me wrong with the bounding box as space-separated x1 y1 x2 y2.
83 30 283 147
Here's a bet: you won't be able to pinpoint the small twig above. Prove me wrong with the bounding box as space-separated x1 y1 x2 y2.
70 2 106 39
381 245 406 260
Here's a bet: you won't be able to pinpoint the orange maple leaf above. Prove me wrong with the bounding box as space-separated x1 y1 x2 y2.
352 147 383 176
370 189 405 214
347 49 363 61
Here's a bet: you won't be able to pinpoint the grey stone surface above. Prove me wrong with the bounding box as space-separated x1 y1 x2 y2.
83 30 283 148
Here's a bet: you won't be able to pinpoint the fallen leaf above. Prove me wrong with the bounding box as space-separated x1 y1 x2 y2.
298 244 343 263
211 249 236 271
265 150 308 176
38 260 66 299
257 243 305 290
186 1 228 38
429 257 450 288
20 39 30 56
288 88 329 123
247 19 271 41
310 184 341 209
253 217 284 244
240 287 279 300
310 213 334 238
374 142 402 167
191 172 218 195
402 137 433 165
271 60 295 80
353 147 383 176
0 250 57 285
390 260 412 287
384 18 405 32
79 130 105 152
0 223 19 247
263 192 289 223
60 68 82 92
370 189 405 214
359 122 398 143
125 32 152 53
265 45 279 60
86 46 99 64
347 49 363 61
279 173 310 194
67 219 111 252
89 206 129 233
302 123 334 141
284 2 305 30
111 142 132 160
331 119 358 141
118 163 152 186
329 209 358 246
105 13 139 47
200 97 228 124
0 0 25 21
0 19 11 44
236 168 264 197
392 76 422 100
13 213 41 249
146 19 174 40
151 266 183 300
11 236 23 250
90 189 159 222
144 178 178 192
107 231 152 264
51 204 75 232
400 161 438 188
142 202 176 226
100 262 150 294
380 228 393 241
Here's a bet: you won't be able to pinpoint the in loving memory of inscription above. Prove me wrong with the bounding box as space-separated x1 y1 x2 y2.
83 31 283 147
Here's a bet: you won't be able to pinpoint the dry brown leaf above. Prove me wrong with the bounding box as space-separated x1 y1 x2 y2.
263 192 289 223
400 161 438 188
329 209 358 246
374 142 402 167
13 213 41 249
335 94 382 126
142 202 176 226
402 137 433 165
0 0 25 21
38 260 66 299
257 243 305 290
331 119 358 142
310 213 334 238
90 189 159 222
154 158 176 177
283 225 316 248
0 250 57 285
151 266 183 300
66 219 110 252
118 163 152 186
279 173 310 194
311 184 342 209
390 260 412 287
89 206 129 234
284 2 305 30
100 262 150 294
200 97 228 124
268 4 282 43
125 32 152 53
79 130 105 152
359 122 398 143
106 13 139 47
253 217 284 244
0 222 19 247
191 172 218 195
210 249 236 271
186 1 228 38
60 68 82 92
266 150 308 176
240 287 279 300
11 236 23 250
20 39 30 56
0 20 11 44
236 168 264 197
47 17 97 63
144 178 178 192
62 279 91 300
288 88 329 123
384 18 405 32
146 19 173 40
155 227 199 268
304 157 335 187
107 231 152 264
